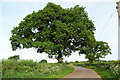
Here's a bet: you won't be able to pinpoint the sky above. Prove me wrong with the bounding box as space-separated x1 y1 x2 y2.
0 0 119 63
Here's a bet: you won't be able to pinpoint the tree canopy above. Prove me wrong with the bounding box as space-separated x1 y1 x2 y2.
10 2 100 63
79 41 111 63
8 55 20 60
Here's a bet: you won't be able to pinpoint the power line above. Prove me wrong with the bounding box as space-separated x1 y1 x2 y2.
97 9 116 40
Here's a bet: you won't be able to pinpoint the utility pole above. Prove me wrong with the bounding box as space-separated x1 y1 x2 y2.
116 1 120 60
116 1 120 25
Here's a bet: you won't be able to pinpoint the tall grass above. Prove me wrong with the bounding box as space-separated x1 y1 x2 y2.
2 59 74 79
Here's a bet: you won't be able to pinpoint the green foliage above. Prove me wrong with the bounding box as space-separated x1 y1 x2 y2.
79 41 111 63
64 60 69 64
2 59 74 78
8 55 20 60
10 2 96 62
74 61 79 63
39 59 47 63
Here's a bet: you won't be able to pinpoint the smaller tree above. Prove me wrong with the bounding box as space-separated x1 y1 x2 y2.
79 41 111 63
8 55 20 60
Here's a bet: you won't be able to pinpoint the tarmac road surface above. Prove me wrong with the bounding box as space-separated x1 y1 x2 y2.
59 66 102 80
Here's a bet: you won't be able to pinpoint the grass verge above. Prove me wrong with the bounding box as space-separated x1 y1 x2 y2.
80 65 118 80
2 59 74 80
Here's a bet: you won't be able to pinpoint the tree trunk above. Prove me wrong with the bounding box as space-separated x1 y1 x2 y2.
58 50 62 63
89 58 93 63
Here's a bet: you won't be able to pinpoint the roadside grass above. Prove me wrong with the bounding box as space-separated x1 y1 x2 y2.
80 65 118 80
2 59 74 79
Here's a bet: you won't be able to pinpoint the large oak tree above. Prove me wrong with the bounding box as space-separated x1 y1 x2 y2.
10 2 96 63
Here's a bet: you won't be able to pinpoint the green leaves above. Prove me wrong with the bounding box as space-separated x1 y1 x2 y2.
10 2 97 62
79 41 112 63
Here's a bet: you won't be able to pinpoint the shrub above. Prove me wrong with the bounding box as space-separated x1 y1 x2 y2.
74 61 79 63
64 61 69 64
39 59 47 63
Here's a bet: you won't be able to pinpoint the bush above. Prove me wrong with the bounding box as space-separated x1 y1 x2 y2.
39 59 47 63
64 61 69 64
74 61 79 63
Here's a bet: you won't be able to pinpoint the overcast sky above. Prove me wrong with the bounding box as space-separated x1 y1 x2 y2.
0 0 119 63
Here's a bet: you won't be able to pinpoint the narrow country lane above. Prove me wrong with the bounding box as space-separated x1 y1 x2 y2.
59 66 102 80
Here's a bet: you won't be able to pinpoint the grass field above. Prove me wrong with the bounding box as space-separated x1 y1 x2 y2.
2 59 74 79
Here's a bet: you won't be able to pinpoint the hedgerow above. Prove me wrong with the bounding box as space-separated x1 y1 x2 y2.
2 59 74 78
